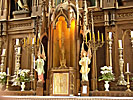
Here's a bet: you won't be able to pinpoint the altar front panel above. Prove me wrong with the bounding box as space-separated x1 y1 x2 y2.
53 72 69 96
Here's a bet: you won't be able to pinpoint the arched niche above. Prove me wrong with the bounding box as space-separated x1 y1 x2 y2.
52 16 76 68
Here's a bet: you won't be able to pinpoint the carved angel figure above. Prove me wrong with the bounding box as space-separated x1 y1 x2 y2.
35 44 46 83
79 42 92 81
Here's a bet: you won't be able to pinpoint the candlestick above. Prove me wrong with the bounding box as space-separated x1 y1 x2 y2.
33 56 35 69
5 74 10 91
98 30 100 41
127 63 129 73
131 31 133 38
2 49 6 56
125 72 131 92
117 48 127 85
109 32 112 40
89 32 91 40
37 38 40 46
118 40 122 48
24 38 25 47
16 39 19 45
102 33 104 42
85 32 104 91
18 47 21 54
108 38 113 67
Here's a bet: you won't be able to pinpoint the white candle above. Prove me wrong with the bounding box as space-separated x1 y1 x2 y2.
131 31 133 38
16 39 19 45
118 40 122 48
18 47 21 54
7 67 9 75
127 63 129 72
2 49 6 56
32 38 35 44
109 32 112 39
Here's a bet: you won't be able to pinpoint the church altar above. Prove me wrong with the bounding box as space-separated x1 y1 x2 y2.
1 0 133 98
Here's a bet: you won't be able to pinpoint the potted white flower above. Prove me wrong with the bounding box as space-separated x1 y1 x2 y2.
98 66 115 91
0 72 6 90
18 69 30 91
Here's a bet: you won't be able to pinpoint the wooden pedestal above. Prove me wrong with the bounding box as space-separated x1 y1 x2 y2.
13 10 30 19
36 81 44 96
81 81 89 96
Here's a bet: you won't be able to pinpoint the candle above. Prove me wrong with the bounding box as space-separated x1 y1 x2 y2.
118 40 122 48
93 33 95 42
127 63 129 72
131 31 133 38
18 47 21 54
7 67 9 75
109 32 112 39
98 30 100 41
102 33 104 42
89 32 91 40
24 38 25 47
2 49 6 56
32 38 35 44
86 35 87 43
16 39 19 45
37 38 40 46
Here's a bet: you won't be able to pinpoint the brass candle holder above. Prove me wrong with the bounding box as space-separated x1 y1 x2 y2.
107 39 113 67
117 48 127 85
14 45 21 76
0 55 6 72
5 74 10 91
86 37 104 91
23 37 39 91
30 44 35 91
125 72 131 92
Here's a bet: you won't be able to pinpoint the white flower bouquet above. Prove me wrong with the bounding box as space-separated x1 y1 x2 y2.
18 69 30 82
0 72 6 85
98 66 115 81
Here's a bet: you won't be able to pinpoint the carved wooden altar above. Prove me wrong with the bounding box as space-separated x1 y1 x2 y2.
0 0 133 97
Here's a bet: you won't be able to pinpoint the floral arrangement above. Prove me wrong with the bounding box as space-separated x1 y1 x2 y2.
18 69 30 82
98 66 115 82
0 72 6 85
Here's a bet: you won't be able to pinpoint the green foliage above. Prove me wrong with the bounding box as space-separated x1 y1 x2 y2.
14 69 31 82
0 72 6 85
98 72 115 81
98 66 115 82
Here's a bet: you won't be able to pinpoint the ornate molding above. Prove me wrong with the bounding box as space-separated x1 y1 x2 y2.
117 12 133 19
8 23 32 29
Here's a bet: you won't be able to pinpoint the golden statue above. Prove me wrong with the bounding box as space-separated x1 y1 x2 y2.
79 42 92 81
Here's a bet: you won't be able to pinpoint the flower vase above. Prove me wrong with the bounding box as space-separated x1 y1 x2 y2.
21 82 25 91
0 83 3 91
104 81 109 91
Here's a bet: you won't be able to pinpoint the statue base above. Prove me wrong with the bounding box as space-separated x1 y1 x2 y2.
13 10 30 19
81 81 89 96
36 81 44 96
